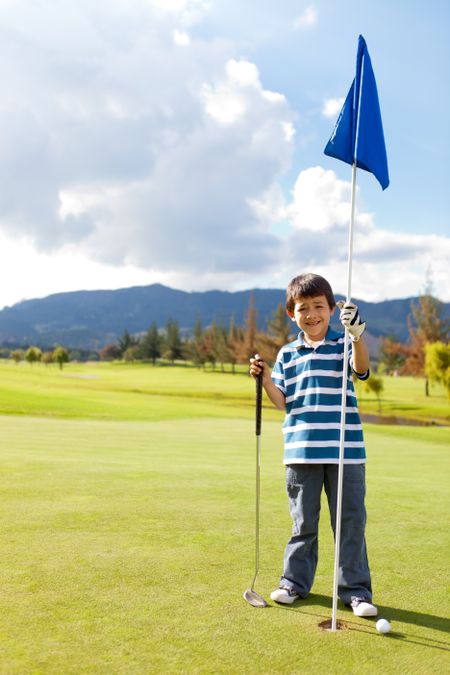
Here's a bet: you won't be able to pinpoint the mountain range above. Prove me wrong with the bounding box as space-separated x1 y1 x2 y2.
0 283 448 352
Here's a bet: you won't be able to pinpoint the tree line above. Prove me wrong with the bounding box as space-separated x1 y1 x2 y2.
377 283 449 396
99 296 291 372
9 345 70 369
4 289 449 398
95 288 450 399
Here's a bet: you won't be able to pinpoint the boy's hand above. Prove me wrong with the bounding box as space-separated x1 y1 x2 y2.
250 353 286 411
337 301 366 342
249 353 267 379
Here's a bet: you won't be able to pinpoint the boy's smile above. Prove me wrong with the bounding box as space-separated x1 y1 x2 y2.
287 294 335 344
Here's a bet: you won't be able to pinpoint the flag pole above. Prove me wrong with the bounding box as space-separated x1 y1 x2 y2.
331 160 357 632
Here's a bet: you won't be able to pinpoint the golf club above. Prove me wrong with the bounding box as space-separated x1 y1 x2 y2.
243 369 268 608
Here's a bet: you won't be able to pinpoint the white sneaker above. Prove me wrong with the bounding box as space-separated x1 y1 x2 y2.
270 587 300 605
351 598 378 617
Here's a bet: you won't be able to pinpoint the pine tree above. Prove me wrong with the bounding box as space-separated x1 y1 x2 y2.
239 292 258 362
189 317 207 368
215 324 231 372
164 319 184 363
227 316 243 373
140 322 161 364
117 330 135 357
258 302 292 363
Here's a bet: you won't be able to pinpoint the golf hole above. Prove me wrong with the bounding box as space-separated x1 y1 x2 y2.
318 619 348 631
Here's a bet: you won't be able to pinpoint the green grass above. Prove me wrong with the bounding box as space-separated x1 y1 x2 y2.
0 360 448 424
0 362 449 673
355 375 449 425
0 360 263 421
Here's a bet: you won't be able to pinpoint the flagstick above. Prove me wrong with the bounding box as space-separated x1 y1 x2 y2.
331 161 357 632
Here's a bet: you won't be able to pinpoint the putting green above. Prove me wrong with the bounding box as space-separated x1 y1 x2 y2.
0 414 448 673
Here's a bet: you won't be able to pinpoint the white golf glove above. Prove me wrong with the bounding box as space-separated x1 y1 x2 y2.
337 301 366 342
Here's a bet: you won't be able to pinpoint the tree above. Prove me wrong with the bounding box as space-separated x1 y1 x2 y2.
258 303 292 363
53 346 70 370
227 316 243 373
163 319 184 363
406 273 449 393
202 323 219 370
202 322 230 371
425 342 450 400
99 344 121 361
215 324 232 372
123 345 140 362
236 292 259 363
117 330 136 357
363 374 384 413
10 349 25 363
140 322 161 364
188 318 207 369
25 346 42 365
378 336 407 375
269 303 291 345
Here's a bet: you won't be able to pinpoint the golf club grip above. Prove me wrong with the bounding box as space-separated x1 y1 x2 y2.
255 373 263 436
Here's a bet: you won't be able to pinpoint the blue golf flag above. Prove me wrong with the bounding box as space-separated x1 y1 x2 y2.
324 35 389 190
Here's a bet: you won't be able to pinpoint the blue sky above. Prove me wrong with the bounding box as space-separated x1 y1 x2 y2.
0 0 448 308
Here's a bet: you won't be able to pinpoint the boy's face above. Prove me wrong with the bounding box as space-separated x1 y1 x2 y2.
287 294 335 342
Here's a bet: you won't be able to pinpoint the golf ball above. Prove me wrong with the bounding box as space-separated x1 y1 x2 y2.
376 619 391 634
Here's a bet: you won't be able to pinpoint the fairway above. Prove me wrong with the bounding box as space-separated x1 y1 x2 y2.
0 364 449 673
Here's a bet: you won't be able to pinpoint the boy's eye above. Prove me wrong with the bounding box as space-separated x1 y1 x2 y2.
298 304 323 311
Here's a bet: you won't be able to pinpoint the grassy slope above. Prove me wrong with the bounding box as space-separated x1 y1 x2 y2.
0 362 449 673
0 360 448 424
355 375 449 424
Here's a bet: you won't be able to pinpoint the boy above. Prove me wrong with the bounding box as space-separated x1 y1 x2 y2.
249 273 377 618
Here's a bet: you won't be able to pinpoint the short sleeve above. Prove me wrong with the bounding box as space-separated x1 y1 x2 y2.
271 351 286 394
352 367 370 381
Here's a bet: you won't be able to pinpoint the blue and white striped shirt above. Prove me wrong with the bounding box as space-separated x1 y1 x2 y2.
272 327 369 464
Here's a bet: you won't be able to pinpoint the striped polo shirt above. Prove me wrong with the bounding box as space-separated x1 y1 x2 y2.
271 326 369 464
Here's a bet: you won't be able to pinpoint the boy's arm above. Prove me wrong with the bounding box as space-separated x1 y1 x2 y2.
249 354 285 411
351 336 370 375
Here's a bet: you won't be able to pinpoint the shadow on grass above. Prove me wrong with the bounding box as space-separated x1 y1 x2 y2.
268 593 450 652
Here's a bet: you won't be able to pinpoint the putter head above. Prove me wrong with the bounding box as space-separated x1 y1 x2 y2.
243 589 268 608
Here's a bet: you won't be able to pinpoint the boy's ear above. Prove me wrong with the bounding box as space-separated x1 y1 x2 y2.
286 309 295 321
331 305 336 315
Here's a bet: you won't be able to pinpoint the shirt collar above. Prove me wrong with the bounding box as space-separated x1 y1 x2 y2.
294 326 341 350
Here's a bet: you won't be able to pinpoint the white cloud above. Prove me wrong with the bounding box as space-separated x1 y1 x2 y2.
288 167 353 232
202 58 288 125
322 97 345 118
173 29 191 46
283 167 450 301
148 0 210 24
0 232 163 308
0 1 448 309
293 5 318 29
0 1 294 290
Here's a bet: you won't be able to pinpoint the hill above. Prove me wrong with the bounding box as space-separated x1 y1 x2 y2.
0 283 448 351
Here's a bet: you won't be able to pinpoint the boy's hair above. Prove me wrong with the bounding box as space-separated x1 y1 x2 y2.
286 273 336 312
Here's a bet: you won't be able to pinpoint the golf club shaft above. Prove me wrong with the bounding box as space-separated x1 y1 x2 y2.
251 374 263 591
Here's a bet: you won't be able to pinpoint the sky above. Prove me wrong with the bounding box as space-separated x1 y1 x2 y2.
0 0 449 309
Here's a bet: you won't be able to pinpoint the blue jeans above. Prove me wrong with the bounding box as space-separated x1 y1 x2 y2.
280 464 372 604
